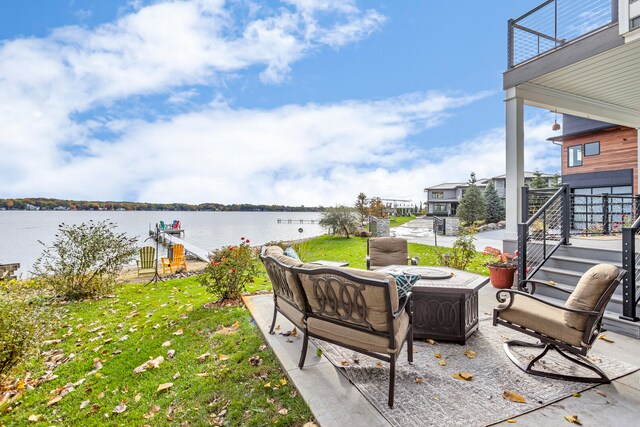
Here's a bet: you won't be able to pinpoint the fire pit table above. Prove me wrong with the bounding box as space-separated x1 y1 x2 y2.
377 266 489 344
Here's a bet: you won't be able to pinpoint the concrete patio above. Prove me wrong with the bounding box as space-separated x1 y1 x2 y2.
245 284 640 426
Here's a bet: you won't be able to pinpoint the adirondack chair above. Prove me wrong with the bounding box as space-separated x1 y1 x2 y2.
161 244 188 274
159 221 166 230
136 246 156 276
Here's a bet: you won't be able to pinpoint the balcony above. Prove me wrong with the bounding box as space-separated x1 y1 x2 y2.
508 0 616 68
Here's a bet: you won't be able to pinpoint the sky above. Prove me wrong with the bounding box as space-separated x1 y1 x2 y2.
0 0 560 206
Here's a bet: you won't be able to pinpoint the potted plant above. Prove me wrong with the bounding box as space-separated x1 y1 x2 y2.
484 247 517 289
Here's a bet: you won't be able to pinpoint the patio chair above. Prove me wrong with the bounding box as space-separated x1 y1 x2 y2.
366 237 419 270
136 246 156 276
259 246 307 333
292 265 414 408
161 244 187 274
493 264 625 383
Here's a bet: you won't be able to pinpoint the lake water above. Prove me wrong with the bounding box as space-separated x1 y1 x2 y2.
0 211 323 275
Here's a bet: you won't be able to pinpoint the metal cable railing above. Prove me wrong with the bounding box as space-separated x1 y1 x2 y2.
508 0 614 68
621 215 640 321
518 185 570 284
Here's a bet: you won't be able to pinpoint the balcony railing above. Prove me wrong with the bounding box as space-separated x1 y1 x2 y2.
508 0 615 68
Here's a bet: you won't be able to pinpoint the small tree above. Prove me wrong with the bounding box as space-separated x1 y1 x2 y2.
456 173 486 225
354 192 369 223
31 220 137 300
550 173 561 188
529 170 548 189
484 180 505 223
369 197 385 218
319 206 358 237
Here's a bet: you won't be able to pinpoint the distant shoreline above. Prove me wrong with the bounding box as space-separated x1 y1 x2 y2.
0 197 324 212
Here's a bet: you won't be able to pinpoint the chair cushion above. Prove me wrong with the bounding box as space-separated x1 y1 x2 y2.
278 298 304 329
308 311 410 354
263 246 306 310
497 295 584 347
296 267 399 333
390 273 421 299
564 264 619 331
368 238 409 268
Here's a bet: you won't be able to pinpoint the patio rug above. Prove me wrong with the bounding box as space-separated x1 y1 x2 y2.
310 319 639 427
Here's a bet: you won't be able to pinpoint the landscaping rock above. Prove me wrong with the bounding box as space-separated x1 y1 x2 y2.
497 221 506 229
354 227 372 237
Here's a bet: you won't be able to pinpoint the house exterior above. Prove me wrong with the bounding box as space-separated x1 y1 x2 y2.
424 173 555 216
503 0 640 245
549 114 638 196
378 198 414 216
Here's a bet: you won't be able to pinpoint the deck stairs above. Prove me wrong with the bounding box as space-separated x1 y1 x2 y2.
529 241 640 339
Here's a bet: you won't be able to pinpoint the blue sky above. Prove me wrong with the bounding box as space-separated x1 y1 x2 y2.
0 0 558 205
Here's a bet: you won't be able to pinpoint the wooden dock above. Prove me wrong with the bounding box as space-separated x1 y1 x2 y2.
149 230 209 262
277 218 318 224
0 263 20 280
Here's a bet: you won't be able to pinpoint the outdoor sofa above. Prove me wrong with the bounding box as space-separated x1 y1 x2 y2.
260 245 414 407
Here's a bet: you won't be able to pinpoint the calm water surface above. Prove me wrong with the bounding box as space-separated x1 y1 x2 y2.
0 211 323 275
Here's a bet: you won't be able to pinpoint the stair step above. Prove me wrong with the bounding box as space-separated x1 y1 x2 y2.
537 266 583 278
548 255 623 269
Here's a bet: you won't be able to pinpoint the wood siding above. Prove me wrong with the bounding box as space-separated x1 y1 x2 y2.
561 126 638 194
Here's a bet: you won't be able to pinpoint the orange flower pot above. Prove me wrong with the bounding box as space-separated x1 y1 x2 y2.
488 266 516 289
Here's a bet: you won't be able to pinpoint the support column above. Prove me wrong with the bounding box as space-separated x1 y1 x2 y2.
637 128 640 195
505 88 525 243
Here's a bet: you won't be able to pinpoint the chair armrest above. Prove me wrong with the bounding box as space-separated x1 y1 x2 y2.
518 279 572 295
408 256 419 266
495 289 599 317
393 292 413 318
366 255 371 270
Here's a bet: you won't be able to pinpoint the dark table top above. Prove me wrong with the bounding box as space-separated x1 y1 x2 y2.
376 265 489 293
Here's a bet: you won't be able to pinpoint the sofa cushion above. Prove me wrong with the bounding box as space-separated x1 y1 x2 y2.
564 264 619 331
284 246 301 261
498 295 584 347
296 267 398 333
263 246 306 310
278 298 305 329
308 311 410 354
368 237 409 268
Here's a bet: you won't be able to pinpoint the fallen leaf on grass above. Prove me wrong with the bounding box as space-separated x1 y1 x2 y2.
133 356 164 374
280 378 287 386
173 372 180 380
452 372 473 381
112 403 127 414
463 350 477 359
218 354 229 361
167 349 175 359
216 322 240 335
564 415 582 425
134 393 142 402
249 355 262 366
143 404 161 419
598 335 614 343
88 404 100 414
197 352 211 362
156 383 173 393
503 390 526 403
80 400 91 409
28 414 41 422
264 382 271 388
278 408 289 415
47 395 62 406
173 329 183 336
196 372 209 377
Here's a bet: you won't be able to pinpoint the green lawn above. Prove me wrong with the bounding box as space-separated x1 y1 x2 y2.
1 233 489 426
1 277 312 426
389 215 417 227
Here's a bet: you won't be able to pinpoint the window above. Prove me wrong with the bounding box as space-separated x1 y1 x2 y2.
433 204 447 212
632 15 640 30
568 145 582 167
584 141 600 156
431 191 444 199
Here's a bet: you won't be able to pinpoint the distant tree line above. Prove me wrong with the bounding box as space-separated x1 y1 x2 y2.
0 198 324 212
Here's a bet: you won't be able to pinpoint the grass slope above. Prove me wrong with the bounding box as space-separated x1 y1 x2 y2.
1 277 312 426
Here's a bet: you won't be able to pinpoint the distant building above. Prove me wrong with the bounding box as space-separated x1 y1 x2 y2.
424 172 556 216
25 203 40 211
378 198 414 216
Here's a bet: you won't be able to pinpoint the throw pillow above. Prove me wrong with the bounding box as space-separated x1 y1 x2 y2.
391 273 421 299
283 246 301 261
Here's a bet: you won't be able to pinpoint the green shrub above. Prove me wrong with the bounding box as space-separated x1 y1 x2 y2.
438 230 477 271
319 206 358 237
0 281 49 380
200 238 259 300
31 220 137 300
